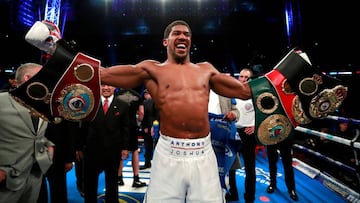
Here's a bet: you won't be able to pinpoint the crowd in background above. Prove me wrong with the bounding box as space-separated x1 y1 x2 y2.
293 112 360 193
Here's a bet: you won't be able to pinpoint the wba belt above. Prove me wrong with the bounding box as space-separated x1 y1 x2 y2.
249 76 293 145
10 40 101 123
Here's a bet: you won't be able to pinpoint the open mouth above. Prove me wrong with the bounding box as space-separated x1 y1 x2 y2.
176 43 186 50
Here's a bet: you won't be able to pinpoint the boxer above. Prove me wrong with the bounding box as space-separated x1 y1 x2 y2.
16 21 348 145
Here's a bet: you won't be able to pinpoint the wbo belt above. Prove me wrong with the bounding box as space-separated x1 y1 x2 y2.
10 40 101 123
249 48 348 145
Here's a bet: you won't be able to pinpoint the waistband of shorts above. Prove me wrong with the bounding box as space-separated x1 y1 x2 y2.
157 132 213 157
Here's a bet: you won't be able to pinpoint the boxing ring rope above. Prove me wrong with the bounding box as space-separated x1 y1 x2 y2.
295 126 360 150
326 115 360 126
294 126 359 174
293 116 360 200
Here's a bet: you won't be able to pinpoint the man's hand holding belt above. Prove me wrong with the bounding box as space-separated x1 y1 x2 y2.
10 21 102 123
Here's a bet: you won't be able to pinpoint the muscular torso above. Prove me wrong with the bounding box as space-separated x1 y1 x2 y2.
102 60 250 139
144 62 214 139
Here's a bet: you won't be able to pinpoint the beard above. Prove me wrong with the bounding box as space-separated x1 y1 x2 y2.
172 51 187 64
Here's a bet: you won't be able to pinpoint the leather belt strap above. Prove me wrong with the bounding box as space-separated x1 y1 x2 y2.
265 69 309 127
274 49 346 119
10 40 101 122
249 76 293 145
51 53 100 121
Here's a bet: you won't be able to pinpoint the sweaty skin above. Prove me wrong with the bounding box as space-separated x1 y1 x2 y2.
101 23 251 139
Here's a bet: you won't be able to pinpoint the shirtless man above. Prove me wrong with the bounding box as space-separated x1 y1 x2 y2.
100 20 251 203
24 19 251 203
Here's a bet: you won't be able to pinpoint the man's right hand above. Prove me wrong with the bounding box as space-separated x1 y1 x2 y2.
244 126 255 135
25 20 61 55
121 150 129 160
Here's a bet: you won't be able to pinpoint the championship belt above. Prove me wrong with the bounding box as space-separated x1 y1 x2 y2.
275 49 347 119
249 48 348 145
249 77 293 145
265 69 311 126
10 40 101 123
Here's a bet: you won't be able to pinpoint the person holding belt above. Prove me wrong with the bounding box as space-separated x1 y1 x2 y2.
234 68 257 203
0 63 54 203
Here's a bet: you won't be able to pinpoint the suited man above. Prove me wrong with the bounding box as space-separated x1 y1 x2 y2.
266 134 298 201
82 84 130 203
37 120 78 203
140 89 159 170
0 63 54 203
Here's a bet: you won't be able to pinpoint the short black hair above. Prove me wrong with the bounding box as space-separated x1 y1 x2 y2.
163 20 191 39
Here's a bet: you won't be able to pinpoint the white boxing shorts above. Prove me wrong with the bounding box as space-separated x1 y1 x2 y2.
143 132 225 203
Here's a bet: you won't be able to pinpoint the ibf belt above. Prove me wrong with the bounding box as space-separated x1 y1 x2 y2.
249 76 293 145
275 49 348 119
51 53 101 122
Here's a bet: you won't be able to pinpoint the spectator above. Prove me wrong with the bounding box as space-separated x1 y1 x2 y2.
208 89 240 201
234 68 257 203
82 84 130 203
37 120 78 203
116 88 147 187
332 121 359 188
0 63 54 203
0 72 17 92
74 121 88 197
140 89 159 170
266 135 298 201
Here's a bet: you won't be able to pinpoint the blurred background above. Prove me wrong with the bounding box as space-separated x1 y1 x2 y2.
0 0 359 117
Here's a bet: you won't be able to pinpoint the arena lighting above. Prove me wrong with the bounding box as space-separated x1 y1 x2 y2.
108 0 231 17
327 71 353 76
284 2 293 43
3 69 16 73
18 0 37 27
44 0 61 26
337 71 352 75
158 0 207 3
